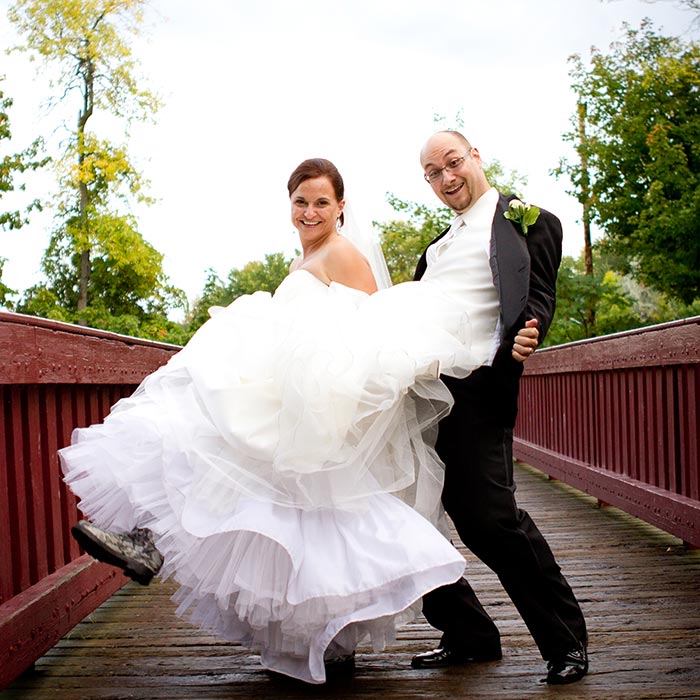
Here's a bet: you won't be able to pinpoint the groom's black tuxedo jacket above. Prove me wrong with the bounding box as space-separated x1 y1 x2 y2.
414 192 562 427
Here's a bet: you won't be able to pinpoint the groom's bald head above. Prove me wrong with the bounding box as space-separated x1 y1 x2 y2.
420 130 472 162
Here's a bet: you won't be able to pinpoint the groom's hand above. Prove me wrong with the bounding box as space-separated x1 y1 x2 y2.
512 319 539 363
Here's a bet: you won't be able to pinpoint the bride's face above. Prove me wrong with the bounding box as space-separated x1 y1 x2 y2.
290 176 345 242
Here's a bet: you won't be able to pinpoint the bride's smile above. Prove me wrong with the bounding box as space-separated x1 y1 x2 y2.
290 176 345 244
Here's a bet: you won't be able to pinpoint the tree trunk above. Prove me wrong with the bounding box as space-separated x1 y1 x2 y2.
77 181 90 320
578 102 595 334
76 56 95 324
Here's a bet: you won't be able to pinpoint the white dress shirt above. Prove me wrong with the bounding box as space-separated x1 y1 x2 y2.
422 187 502 365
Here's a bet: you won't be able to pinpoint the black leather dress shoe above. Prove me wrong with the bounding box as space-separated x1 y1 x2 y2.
324 651 356 676
544 644 588 685
411 646 502 669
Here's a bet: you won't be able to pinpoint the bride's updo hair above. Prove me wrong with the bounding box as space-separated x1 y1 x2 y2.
287 158 345 226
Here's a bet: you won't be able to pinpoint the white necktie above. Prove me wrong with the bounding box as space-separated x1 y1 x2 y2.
430 217 465 264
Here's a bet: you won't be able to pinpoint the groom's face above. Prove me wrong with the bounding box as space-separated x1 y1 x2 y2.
421 133 489 214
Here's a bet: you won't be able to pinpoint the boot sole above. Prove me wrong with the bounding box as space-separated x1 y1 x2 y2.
71 524 155 585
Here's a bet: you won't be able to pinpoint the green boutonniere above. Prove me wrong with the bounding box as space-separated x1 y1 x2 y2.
504 199 540 235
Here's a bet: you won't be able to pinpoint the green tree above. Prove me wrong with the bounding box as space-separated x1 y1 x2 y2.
186 253 293 337
547 246 700 346
0 257 17 307
547 251 641 345
618 274 700 324
7 0 178 333
560 21 700 304
16 208 188 342
0 78 48 230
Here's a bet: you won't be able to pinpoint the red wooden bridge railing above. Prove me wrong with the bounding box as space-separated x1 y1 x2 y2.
1 311 698 688
0 311 178 688
514 315 700 548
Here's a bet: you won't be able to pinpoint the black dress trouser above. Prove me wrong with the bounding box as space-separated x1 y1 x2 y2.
422 397 588 661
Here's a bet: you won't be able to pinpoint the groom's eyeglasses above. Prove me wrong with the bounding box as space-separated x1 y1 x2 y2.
424 154 469 183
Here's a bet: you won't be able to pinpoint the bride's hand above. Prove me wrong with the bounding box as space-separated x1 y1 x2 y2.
512 319 539 363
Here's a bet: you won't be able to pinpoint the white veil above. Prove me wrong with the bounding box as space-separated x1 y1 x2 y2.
340 202 393 290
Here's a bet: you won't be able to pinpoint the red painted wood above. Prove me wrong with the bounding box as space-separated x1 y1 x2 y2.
611 372 622 475
0 555 126 689
628 372 640 484
0 389 13 606
680 365 699 500
41 386 65 574
641 369 653 484
663 367 676 492
27 387 49 582
689 366 699 500
522 316 700 374
516 315 700 547
603 373 614 472
514 439 700 548
574 374 584 461
0 311 177 385
586 373 596 466
619 370 630 476
8 387 31 595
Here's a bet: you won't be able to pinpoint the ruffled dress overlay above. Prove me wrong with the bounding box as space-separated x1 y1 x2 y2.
59 270 492 683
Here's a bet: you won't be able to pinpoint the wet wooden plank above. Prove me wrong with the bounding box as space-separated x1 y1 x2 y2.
2 462 700 700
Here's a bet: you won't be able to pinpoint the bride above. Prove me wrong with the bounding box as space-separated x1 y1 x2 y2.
60 158 499 684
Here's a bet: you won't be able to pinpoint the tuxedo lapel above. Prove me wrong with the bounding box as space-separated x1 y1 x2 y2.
414 226 451 280
490 194 530 336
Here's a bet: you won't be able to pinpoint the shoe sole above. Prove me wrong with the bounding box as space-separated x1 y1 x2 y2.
545 670 588 685
411 652 502 669
324 655 356 676
71 525 155 586
544 665 588 685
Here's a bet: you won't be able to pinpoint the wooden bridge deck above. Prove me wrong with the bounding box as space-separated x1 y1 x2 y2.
2 462 699 700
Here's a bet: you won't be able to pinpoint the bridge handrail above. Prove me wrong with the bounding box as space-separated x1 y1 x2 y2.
514 315 700 548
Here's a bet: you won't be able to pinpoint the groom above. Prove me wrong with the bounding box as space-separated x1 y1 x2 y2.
411 130 588 684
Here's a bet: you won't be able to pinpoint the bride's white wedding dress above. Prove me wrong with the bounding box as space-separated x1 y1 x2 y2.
59 269 492 683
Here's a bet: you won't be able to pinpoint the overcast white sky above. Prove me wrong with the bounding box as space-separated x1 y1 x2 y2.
0 0 697 305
